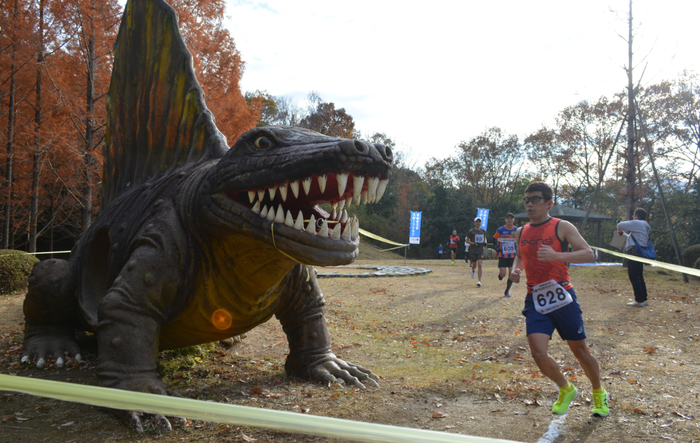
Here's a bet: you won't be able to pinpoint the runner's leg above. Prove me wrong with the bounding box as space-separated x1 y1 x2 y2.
567 339 602 390
528 333 567 387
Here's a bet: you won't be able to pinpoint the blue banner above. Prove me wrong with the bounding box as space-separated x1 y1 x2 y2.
476 208 489 231
409 211 422 244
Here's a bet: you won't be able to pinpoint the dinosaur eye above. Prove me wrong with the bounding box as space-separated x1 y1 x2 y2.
254 136 272 149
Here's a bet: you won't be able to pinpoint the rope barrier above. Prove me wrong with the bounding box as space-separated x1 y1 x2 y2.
0 375 520 443
358 228 410 252
591 245 700 278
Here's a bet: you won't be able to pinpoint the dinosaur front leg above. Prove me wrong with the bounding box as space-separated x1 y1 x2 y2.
277 265 379 389
22 259 81 368
96 247 180 432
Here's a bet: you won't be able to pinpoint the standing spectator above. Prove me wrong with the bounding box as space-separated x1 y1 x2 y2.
437 244 444 260
494 213 518 297
617 208 651 307
449 230 460 264
466 217 487 287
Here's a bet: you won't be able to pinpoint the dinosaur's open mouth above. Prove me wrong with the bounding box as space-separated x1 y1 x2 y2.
225 171 388 241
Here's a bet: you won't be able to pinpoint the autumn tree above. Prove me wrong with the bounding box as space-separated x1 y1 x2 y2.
245 89 278 127
1 0 41 248
452 127 524 208
48 0 121 232
637 72 700 191
169 0 260 144
299 93 355 139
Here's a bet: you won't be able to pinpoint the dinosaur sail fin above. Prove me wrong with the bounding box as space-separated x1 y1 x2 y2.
102 0 229 205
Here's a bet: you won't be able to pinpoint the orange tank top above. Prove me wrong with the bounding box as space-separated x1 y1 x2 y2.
519 217 572 293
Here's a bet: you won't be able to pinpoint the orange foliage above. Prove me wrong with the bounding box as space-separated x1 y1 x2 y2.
168 0 260 144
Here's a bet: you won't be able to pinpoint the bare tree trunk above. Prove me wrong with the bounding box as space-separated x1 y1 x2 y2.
81 4 96 232
624 0 637 220
29 0 46 253
3 0 18 249
49 192 54 259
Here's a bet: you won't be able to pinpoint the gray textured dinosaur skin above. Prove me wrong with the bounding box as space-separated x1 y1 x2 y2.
21 0 391 433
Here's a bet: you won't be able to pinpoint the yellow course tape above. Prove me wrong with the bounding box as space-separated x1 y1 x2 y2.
358 228 409 252
0 375 519 443
591 246 700 278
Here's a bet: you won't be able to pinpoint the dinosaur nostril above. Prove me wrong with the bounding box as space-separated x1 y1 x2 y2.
384 146 393 161
353 140 369 154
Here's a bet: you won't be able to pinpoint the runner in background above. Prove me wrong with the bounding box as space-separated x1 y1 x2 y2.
494 213 518 297
510 181 609 418
464 238 470 267
466 217 487 287
449 230 460 264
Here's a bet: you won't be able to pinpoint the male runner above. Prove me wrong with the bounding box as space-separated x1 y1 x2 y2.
510 181 609 417
449 230 460 264
466 217 487 287
494 213 518 297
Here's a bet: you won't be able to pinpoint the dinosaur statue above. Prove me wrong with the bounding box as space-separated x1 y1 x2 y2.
20 0 391 432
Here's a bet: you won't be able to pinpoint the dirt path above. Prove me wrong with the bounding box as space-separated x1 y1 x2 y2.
1 260 698 442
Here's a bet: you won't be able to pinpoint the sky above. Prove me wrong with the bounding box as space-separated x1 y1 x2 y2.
224 0 700 165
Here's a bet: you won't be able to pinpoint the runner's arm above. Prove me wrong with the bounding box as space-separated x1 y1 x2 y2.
537 220 594 264
510 228 524 283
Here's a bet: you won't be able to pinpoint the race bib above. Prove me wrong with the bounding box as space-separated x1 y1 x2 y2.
532 280 573 314
501 239 516 254
474 234 484 243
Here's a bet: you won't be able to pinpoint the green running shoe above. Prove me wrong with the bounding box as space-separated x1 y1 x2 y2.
592 389 610 417
552 383 578 415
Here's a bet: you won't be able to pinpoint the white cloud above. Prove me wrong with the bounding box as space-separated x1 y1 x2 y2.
226 0 700 163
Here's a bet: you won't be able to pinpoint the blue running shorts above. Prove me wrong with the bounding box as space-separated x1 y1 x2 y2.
522 287 586 341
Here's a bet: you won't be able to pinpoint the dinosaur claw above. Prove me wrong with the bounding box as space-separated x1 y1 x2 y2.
74 354 82 362
21 355 29 364
154 414 172 432
56 357 65 368
36 357 46 369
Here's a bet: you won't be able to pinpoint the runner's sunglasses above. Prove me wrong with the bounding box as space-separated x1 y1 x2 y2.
522 196 544 204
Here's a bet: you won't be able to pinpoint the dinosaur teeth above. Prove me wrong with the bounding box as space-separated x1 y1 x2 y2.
290 180 300 198
279 182 288 201
306 214 316 234
252 201 261 214
260 205 269 218
340 210 348 224
353 175 364 205
302 177 312 195
338 199 345 210
318 174 327 194
331 207 337 221
367 176 379 203
345 196 352 208
269 186 277 201
331 222 341 240
341 222 351 240
376 179 388 202
337 173 348 197
318 219 328 237
248 191 256 204
284 210 294 227
257 189 265 202
361 190 368 205
274 205 285 223
267 205 277 221
294 211 304 230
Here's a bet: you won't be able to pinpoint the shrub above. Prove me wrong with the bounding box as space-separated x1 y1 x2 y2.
0 250 39 295
682 244 700 268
